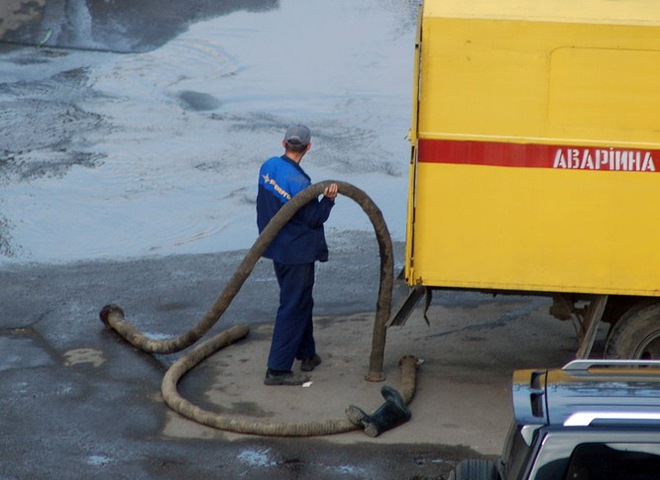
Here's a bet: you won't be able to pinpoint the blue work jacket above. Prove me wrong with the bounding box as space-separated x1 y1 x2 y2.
256 155 334 264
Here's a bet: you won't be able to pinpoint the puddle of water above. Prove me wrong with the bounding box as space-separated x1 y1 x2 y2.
86 454 113 466
238 448 277 467
0 335 55 371
0 0 417 265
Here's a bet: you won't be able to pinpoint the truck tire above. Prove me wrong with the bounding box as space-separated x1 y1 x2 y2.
448 459 499 480
604 302 660 360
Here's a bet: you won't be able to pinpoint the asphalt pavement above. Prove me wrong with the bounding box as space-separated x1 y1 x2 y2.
0 232 586 479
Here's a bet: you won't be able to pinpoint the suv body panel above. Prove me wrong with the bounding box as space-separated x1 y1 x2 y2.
467 361 660 480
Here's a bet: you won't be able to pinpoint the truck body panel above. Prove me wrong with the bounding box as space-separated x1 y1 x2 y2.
405 0 660 296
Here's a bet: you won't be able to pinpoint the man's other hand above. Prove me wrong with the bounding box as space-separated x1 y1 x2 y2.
323 183 338 201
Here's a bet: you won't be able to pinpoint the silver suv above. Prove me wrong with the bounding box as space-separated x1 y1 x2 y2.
449 360 660 480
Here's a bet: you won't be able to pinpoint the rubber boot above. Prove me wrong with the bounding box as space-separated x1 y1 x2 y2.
345 385 412 437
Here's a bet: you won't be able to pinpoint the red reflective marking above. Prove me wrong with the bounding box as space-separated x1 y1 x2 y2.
417 139 659 173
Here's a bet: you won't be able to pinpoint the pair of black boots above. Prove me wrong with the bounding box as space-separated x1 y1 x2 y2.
345 386 412 437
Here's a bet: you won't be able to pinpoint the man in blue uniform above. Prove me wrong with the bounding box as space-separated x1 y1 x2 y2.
257 124 338 386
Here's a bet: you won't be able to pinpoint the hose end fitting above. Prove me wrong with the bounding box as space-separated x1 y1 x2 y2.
99 304 125 327
399 355 421 370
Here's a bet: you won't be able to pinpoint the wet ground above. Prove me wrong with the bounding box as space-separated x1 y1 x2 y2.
1 0 280 53
0 0 416 264
0 235 585 479
0 235 462 480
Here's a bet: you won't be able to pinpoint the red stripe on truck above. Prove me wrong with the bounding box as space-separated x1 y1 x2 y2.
417 139 658 173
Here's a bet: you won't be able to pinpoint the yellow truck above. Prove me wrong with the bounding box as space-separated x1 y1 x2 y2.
398 0 660 359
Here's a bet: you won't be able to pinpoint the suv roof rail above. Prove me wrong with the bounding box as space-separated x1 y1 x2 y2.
563 359 660 371
564 411 660 426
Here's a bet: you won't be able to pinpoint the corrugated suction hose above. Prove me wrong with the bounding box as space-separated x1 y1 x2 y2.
100 181 419 436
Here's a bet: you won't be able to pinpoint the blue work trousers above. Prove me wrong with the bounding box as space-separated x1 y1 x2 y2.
267 261 316 371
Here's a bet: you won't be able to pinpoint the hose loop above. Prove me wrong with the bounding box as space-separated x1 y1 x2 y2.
100 181 413 436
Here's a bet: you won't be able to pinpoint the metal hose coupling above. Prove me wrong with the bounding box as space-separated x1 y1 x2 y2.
345 355 420 437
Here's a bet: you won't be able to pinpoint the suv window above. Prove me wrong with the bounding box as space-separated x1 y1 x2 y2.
500 422 534 480
564 443 660 480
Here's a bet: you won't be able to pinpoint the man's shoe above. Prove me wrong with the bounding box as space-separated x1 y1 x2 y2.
264 369 310 386
301 354 322 372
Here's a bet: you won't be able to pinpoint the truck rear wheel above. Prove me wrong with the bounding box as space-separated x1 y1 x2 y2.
448 459 498 480
604 302 660 360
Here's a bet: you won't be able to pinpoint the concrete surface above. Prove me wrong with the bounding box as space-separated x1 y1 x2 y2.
163 301 579 452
